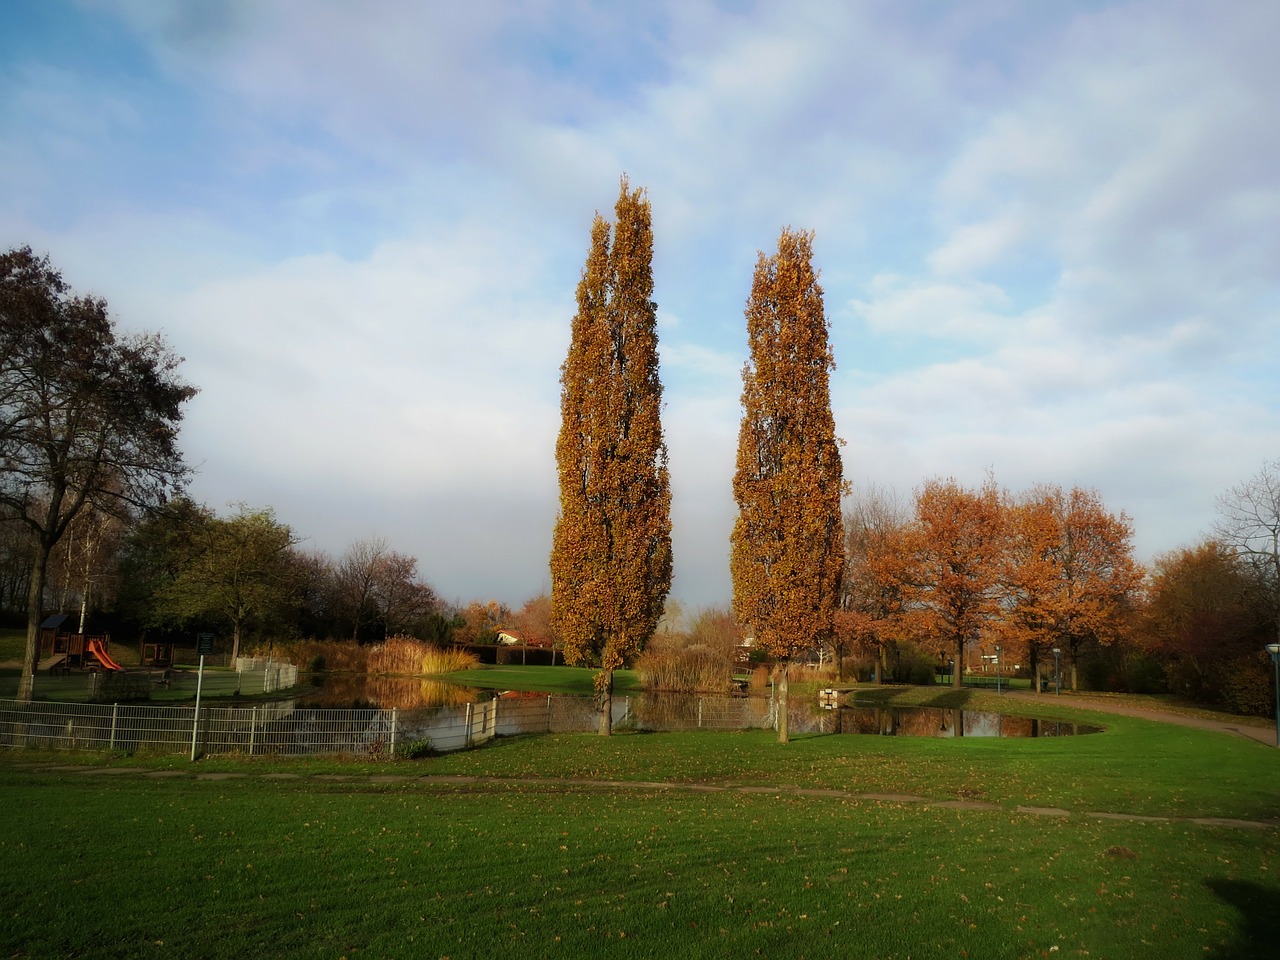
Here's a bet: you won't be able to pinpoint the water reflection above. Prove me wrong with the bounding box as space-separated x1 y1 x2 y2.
826 705 1099 738
299 673 487 709
293 676 1099 739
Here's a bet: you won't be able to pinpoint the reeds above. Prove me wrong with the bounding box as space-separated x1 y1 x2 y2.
635 646 732 693
256 637 479 677
367 636 479 676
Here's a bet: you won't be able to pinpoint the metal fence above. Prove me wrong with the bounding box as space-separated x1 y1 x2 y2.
0 692 778 760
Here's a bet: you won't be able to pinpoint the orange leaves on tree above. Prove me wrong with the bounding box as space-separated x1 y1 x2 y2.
550 178 672 733
730 229 844 741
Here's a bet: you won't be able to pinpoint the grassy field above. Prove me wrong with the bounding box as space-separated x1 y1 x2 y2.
2 685 1278 960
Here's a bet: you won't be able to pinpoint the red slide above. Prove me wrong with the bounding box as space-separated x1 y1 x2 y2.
87 638 124 671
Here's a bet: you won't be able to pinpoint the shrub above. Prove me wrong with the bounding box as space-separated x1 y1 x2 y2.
1220 654 1273 717
397 737 433 760
259 639 368 673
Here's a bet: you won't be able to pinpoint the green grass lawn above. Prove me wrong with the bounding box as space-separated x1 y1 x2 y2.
2 693 1278 960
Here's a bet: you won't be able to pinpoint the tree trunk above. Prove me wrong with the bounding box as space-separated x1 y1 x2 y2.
952 638 964 689
595 667 614 736
776 662 790 744
18 537 53 702
1029 647 1041 694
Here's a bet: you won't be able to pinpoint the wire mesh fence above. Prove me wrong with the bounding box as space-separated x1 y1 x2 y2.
0 692 779 760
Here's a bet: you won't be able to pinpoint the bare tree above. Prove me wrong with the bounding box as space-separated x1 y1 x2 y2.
1215 458 1280 647
2 247 195 699
333 536 390 642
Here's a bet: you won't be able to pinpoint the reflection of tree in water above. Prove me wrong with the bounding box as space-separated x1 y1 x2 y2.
833 706 1098 738
303 674 481 709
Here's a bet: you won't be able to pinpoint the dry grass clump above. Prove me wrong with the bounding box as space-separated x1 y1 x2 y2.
636 645 733 693
255 637 479 677
367 636 479 676
264 639 368 673
636 606 743 693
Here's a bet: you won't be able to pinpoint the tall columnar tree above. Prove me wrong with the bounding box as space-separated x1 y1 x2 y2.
731 228 845 743
550 179 672 735
1 247 195 700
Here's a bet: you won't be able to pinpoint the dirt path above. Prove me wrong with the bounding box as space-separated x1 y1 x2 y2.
999 690 1277 746
6 761 1276 830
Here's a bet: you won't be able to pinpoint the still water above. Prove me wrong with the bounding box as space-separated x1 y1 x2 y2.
293 675 1100 739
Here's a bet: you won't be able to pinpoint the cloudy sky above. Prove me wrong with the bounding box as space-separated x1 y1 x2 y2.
3 0 1278 612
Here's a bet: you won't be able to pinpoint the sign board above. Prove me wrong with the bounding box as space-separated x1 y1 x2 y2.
196 633 215 656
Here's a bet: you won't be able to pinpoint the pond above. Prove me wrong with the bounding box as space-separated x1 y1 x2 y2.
290 674 1101 741
824 704 1101 738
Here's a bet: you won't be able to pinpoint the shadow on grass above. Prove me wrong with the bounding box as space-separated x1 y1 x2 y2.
1206 878 1280 960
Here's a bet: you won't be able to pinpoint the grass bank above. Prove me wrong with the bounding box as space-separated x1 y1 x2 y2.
1 745 1276 960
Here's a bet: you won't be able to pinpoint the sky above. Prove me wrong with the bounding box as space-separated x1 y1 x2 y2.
3 0 1278 613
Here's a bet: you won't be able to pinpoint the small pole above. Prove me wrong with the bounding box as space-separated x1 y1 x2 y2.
390 708 398 756
1266 643 1280 748
698 698 703 728
109 703 118 751
190 653 205 762
546 695 553 733
464 702 473 748
249 705 258 756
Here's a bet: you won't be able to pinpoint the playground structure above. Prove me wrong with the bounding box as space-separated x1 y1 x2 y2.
38 614 123 673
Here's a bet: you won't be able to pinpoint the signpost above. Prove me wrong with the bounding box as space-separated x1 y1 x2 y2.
190 633 214 762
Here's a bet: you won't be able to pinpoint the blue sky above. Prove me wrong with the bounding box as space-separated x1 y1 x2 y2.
3 0 1278 613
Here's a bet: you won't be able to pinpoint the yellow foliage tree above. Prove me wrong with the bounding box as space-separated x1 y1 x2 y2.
1003 484 1142 691
550 179 672 735
731 228 845 743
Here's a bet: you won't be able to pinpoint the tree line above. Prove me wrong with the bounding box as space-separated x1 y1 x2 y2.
0 493 560 661
8 184 1280 726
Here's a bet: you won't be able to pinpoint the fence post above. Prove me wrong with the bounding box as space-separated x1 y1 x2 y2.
546 695 553 734
110 703 118 751
390 708 398 756
698 698 703 728
249 706 257 756
464 702 473 748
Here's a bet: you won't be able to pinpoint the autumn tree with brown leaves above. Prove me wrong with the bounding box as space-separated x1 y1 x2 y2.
731 228 844 743
1141 540 1272 708
550 179 672 735
1002 485 1142 691
839 485 910 682
901 477 1006 689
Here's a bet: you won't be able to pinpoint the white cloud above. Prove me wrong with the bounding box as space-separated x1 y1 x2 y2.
5 0 1279 607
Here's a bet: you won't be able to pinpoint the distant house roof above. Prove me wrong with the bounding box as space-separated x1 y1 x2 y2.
496 629 524 645
40 614 71 631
